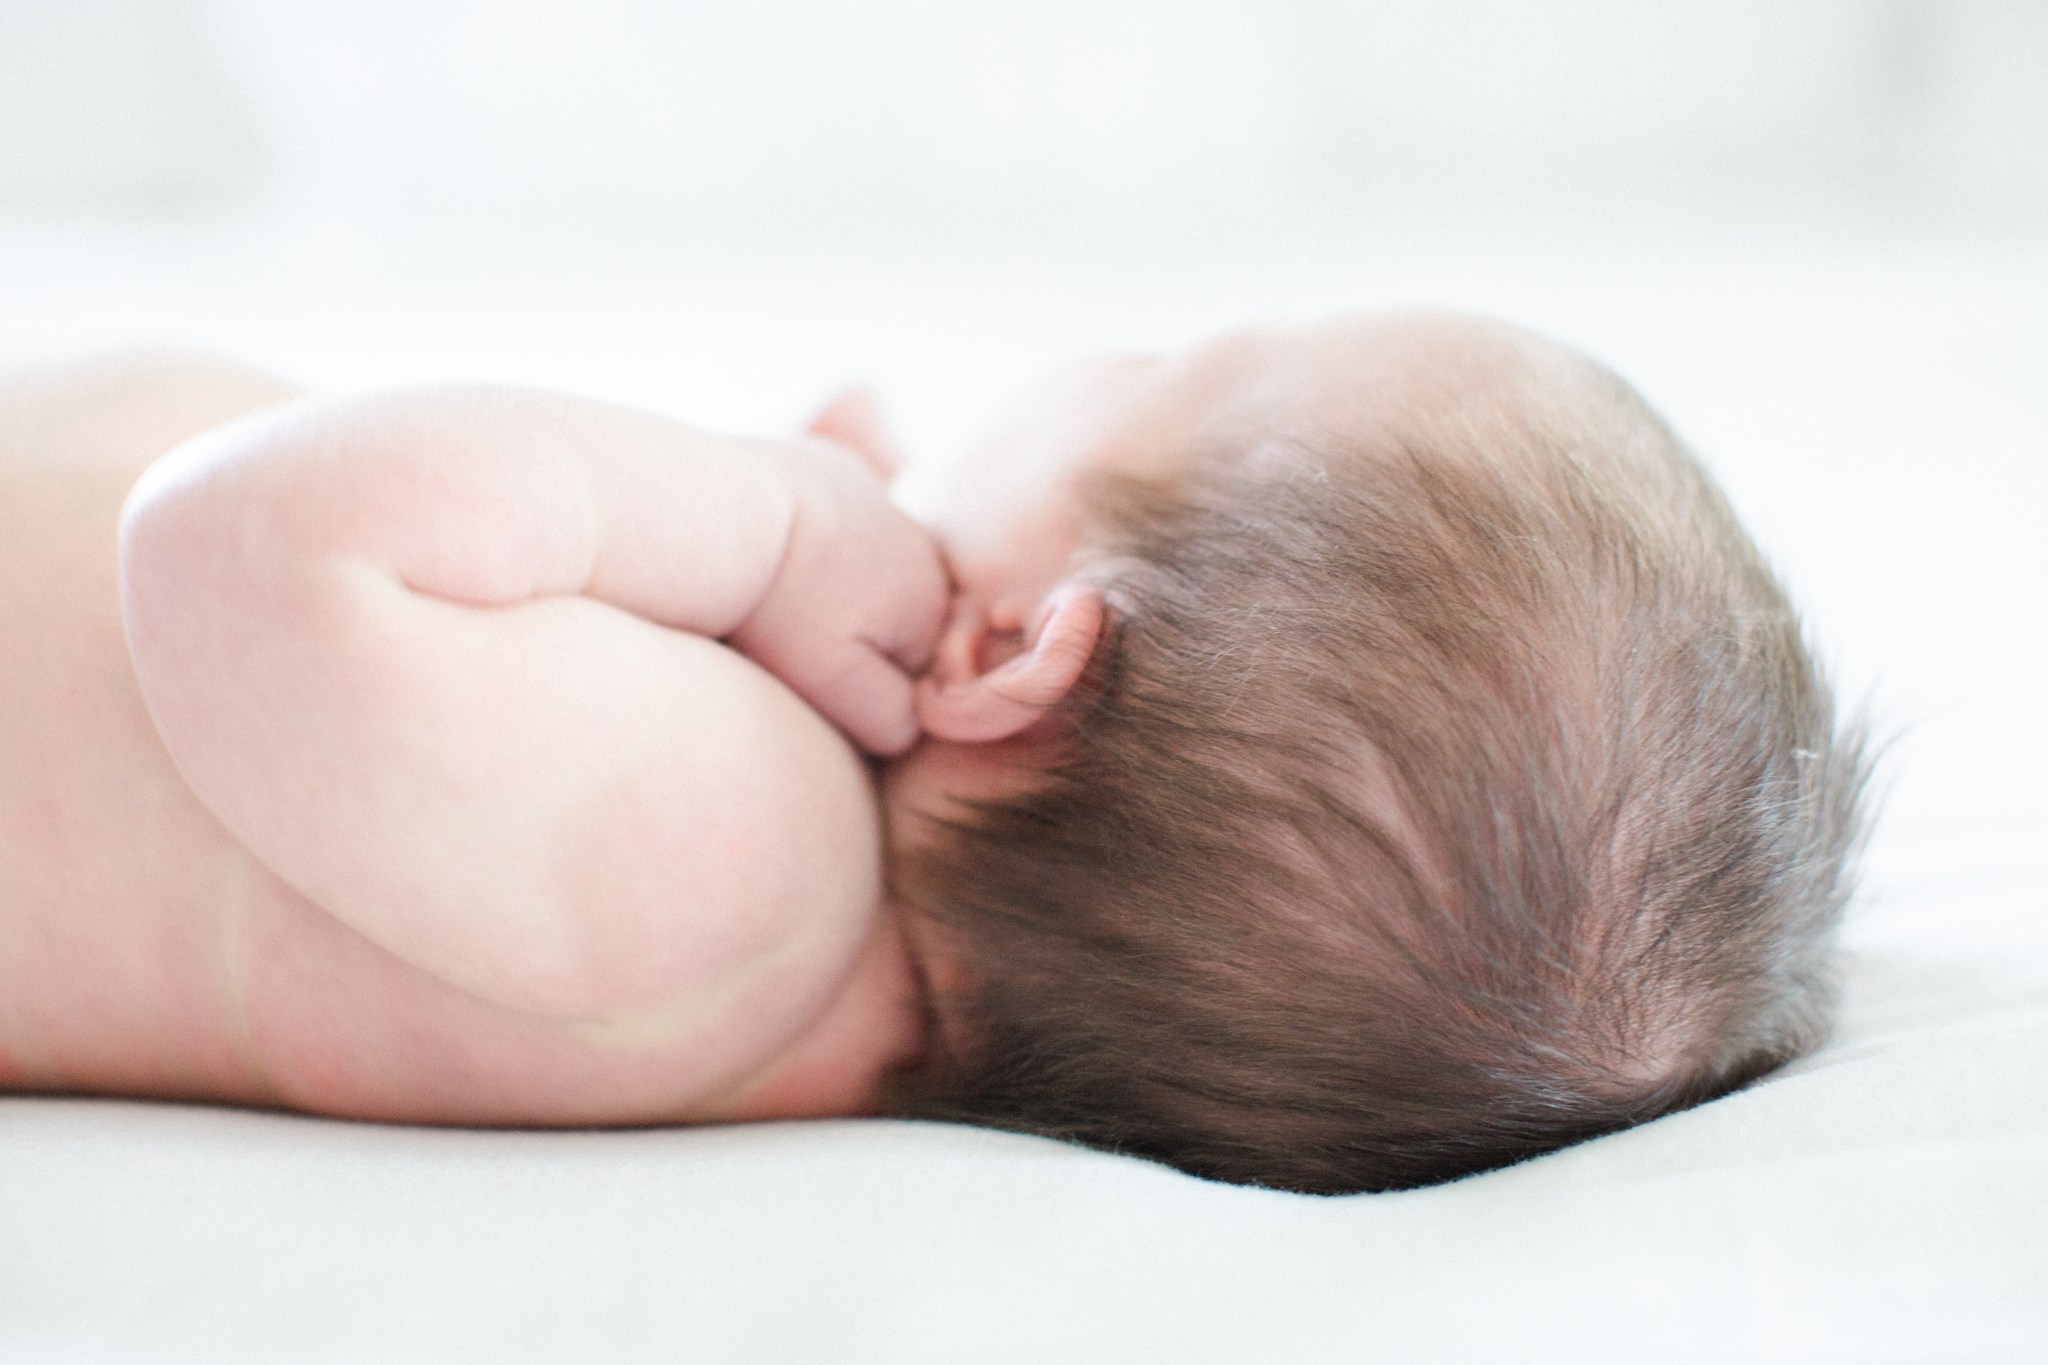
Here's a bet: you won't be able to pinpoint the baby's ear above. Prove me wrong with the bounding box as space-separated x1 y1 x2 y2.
916 586 1107 744
805 387 903 481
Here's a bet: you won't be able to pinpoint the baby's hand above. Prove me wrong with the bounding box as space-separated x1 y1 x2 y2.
730 436 950 757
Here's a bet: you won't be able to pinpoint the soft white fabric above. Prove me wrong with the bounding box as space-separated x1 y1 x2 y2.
2 232 2043 1362
5 942 2046 1363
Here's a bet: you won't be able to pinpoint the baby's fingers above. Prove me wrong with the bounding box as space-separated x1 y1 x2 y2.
864 537 951 678
809 643 922 758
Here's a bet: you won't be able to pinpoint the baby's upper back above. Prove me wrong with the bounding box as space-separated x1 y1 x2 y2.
0 355 920 1125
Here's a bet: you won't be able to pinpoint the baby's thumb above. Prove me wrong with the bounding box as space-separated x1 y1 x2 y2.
805 389 902 483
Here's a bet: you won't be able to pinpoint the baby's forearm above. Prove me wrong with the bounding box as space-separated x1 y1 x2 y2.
125 386 803 638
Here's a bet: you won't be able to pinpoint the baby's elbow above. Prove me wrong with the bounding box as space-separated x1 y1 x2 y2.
118 412 269 620
118 460 227 723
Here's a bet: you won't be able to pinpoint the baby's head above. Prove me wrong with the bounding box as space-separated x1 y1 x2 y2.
879 311 1869 1193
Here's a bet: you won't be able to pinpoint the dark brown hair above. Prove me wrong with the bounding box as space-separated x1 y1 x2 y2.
886 330 1870 1194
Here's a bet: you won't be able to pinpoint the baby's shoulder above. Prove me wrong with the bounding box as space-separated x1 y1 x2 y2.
0 349 298 478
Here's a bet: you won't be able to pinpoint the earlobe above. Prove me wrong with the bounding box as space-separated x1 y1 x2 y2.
916 587 1106 744
805 388 903 482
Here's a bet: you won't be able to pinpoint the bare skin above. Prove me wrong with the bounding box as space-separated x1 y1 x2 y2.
0 312 1506 1129
0 353 929 1125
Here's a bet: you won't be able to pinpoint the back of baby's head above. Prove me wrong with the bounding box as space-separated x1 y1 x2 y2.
890 318 1870 1193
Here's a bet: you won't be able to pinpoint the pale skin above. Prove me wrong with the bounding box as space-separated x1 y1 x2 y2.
0 315 1489 1126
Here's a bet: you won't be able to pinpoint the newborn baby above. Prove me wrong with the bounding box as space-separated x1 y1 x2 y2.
0 313 1868 1193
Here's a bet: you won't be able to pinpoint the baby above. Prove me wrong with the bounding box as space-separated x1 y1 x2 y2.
0 312 1868 1193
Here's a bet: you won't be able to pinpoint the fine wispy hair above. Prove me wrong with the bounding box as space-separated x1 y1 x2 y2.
887 334 1872 1194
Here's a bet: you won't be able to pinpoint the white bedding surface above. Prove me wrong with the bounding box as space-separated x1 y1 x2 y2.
3 227 2045 1362
7 941 2046 1364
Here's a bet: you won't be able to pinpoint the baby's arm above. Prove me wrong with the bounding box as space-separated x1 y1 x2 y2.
119 387 947 1021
